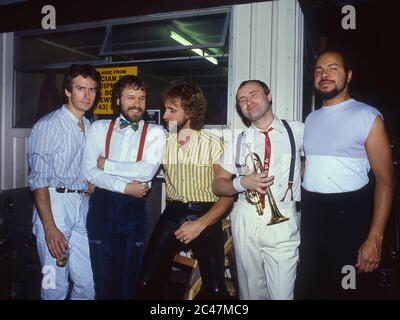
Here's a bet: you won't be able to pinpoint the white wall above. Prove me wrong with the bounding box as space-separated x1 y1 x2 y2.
0 32 31 190
230 0 303 131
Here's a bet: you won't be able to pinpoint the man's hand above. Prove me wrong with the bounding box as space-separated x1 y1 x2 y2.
86 183 96 196
355 235 383 273
241 172 274 194
174 220 206 245
44 224 68 259
124 181 150 198
32 188 67 259
97 156 106 170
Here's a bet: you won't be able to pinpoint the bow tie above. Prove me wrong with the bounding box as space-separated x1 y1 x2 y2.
120 118 139 131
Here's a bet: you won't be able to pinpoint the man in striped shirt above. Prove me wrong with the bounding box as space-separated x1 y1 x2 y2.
28 64 100 299
137 80 233 299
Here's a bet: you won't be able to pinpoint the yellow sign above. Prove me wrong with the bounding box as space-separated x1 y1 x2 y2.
95 66 138 114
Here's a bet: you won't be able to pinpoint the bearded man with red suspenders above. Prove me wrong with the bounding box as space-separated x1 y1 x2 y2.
83 75 166 299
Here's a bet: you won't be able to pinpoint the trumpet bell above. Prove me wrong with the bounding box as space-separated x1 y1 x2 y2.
267 214 289 226
265 187 290 225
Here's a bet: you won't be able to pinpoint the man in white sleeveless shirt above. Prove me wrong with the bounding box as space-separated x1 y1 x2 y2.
295 50 395 299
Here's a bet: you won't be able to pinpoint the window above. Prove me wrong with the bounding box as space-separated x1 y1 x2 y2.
14 7 231 128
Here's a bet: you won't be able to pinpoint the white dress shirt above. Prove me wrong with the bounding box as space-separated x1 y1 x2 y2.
83 116 166 194
221 117 304 202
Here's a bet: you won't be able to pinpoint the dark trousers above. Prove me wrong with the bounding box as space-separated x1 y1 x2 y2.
87 188 147 300
295 184 378 300
136 200 228 300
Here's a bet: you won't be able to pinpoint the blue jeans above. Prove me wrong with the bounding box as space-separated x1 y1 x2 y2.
87 188 147 299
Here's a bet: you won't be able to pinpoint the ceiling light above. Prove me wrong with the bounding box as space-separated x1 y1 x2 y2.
170 30 218 65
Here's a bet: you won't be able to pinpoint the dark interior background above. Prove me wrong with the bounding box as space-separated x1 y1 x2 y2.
301 0 399 141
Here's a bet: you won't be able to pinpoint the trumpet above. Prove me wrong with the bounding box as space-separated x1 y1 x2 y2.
244 152 289 225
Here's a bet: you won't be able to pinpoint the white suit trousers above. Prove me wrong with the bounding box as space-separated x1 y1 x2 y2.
33 188 94 300
230 196 300 300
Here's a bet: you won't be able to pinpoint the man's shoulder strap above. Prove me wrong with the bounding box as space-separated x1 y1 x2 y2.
280 119 296 184
105 119 116 159
104 119 149 161
235 131 245 176
136 122 149 161
280 119 297 201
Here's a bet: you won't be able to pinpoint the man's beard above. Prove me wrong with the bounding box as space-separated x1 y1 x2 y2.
121 107 143 123
166 118 189 133
316 82 346 101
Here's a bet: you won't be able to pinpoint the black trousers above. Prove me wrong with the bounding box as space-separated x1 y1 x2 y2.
87 188 147 300
136 200 228 300
295 184 378 300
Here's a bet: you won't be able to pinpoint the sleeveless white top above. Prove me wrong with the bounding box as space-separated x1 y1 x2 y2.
303 99 381 193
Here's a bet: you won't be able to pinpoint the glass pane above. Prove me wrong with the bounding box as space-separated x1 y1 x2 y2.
19 27 106 66
15 10 230 128
15 53 228 128
135 54 228 126
111 13 227 53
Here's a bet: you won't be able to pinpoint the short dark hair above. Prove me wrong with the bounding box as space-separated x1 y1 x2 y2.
63 64 101 103
236 80 270 103
315 49 353 74
111 75 148 115
162 80 207 130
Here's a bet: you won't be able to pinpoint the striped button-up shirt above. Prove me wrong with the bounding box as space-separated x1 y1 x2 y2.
164 130 224 203
28 105 90 191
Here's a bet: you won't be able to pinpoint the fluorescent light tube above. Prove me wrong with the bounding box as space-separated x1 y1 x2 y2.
170 30 218 65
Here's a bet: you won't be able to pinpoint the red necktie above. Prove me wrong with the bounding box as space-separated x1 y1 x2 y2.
261 128 273 208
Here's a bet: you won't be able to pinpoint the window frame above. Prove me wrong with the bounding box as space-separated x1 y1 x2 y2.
13 6 233 129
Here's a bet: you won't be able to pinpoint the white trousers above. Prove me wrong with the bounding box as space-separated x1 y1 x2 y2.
230 196 300 300
33 188 94 300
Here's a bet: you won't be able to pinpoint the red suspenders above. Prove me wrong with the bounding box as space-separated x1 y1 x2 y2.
104 119 149 161
136 121 148 161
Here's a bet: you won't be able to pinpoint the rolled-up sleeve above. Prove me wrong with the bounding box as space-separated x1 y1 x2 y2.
28 121 58 190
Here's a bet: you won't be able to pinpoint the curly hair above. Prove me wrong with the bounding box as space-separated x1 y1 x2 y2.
162 80 207 130
111 75 148 115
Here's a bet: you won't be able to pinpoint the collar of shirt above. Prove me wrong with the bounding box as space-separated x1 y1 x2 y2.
167 130 199 145
117 115 143 131
61 105 90 129
249 115 286 135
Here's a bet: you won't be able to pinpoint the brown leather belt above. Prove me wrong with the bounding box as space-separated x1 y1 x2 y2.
55 187 85 194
